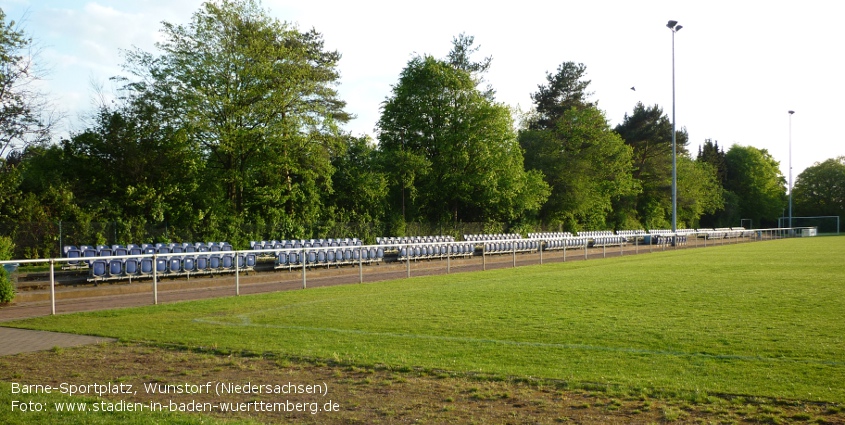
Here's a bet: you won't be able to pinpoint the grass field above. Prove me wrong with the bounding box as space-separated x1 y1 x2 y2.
5 237 845 409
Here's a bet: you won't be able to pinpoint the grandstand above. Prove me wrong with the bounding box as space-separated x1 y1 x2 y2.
61 242 255 282
61 228 762 284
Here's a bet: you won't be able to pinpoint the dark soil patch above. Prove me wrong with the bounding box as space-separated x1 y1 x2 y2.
2 342 842 424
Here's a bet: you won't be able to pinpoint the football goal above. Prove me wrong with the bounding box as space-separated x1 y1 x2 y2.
777 216 840 235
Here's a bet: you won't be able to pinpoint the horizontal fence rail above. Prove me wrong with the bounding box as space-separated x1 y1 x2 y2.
0 227 816 317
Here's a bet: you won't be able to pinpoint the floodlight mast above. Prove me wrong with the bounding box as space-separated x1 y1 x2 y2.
667 20 682 232
788 110 795 228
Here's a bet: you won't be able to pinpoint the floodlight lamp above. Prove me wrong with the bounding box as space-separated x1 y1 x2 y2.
667 20 678 29
675 25 683 31
788 110 795 115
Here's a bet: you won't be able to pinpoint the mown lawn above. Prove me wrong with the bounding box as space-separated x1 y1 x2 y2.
7 237 845 402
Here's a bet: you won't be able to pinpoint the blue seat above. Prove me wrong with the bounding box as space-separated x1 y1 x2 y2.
107 259 123 277
82 248 98 266
208 255 221 270
90 260 107 279
155 258 168 274
168 257 183 273
195 255 209 271
221 254 234 270
66 248 81 266
124 258 140 276
183 256 196 273
139 258 154 275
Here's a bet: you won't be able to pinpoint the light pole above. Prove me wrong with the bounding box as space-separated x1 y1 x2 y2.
788 110 795 228
667 20 682 232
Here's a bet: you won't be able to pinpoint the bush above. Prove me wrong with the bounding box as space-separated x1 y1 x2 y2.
0 267 14 304
0 235 15 303
0 235 13 260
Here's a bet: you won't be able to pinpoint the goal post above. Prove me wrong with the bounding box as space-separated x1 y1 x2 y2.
777 216 840 235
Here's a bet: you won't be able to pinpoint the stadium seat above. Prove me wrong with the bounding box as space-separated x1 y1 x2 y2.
90 260 107 279
195 255 209 271
183 256 196 273
124 258 140 276
108 259 123 277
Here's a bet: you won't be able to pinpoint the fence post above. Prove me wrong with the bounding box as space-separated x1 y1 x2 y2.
539 240 543 265
153 254 158 305
584 241 587 260
635 236 638 255
235 251 240 296
563 241 566 262
482 244 486 271
603 243 606 258
446 245 451 274
358 247 363 283
302 248 306 289
406 244 411 278
512 241 516 268
50 259 56 315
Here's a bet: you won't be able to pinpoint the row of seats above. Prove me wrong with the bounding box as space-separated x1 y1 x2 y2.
252 238 362 251
616 230 647 237
65 242 233 268
589 235 628 247
397 242 475 261
543 238 588 250
701 227 754 239
527 232 575 239
482 240 540 254
578 230 614 238
463 233 521 242
275 246 384 270
377 236 456 245
88 252 256 282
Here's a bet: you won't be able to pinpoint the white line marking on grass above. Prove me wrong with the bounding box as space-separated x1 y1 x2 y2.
193 315 845 367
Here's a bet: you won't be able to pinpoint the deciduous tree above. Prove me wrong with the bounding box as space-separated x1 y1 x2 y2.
377 44 548 225
792 156 845 232
118 0 350 234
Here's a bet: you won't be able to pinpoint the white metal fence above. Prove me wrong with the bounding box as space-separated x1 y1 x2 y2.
0 227 817 317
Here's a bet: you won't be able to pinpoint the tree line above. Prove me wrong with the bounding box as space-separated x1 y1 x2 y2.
1 1 842 259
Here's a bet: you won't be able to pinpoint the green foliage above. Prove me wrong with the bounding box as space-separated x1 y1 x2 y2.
614 102 693 229
0 236 14 302
725 145 786 227
676 157 724 228
120 0 349 234
522 106 637 230
0 235 13 260
792 156 845 232
0 266 13 303
377 42 548 225
0 8 54 158
529 62 594 131
328 135 389 223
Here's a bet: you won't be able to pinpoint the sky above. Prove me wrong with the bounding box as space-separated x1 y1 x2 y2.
3 0 843 181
